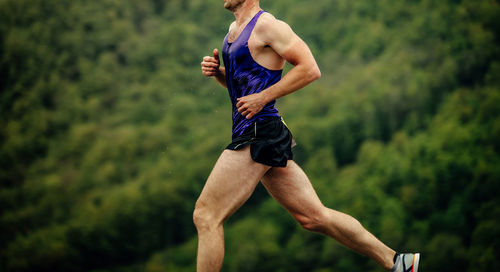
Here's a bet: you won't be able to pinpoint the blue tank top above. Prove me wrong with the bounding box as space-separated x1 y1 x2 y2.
222 10 282 139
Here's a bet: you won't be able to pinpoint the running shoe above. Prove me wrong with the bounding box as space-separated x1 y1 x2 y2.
390 253 420 272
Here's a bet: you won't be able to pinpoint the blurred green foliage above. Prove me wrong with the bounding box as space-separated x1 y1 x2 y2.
1 0 499 271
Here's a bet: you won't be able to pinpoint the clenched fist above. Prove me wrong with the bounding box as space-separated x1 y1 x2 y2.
201 48 221 77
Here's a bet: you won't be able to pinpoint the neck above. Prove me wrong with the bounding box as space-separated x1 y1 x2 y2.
233 1 261 25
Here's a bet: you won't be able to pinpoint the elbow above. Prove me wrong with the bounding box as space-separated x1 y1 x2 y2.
308 65 321 82
313 66 322 80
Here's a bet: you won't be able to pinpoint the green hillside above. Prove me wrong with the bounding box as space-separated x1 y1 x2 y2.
1 0 499 271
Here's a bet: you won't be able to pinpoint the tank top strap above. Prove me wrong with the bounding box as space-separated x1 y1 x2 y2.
239 10 266 43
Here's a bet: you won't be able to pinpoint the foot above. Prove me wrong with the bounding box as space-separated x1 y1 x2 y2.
390 253 420 272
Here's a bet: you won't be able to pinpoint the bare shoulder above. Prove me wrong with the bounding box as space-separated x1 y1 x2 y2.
254 12 299 50
256 13 292 33
255 12 296 43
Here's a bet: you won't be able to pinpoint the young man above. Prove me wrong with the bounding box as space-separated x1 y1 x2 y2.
195 0 420 271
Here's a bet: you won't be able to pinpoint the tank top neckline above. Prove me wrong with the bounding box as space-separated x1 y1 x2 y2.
227 9 265 44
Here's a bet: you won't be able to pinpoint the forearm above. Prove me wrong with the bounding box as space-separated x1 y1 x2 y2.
213 67 227 88
261 63 321 102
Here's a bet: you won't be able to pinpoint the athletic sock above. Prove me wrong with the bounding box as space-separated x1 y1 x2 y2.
393 253 399 264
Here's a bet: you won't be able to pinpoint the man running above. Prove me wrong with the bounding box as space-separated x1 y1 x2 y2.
195 1 420 271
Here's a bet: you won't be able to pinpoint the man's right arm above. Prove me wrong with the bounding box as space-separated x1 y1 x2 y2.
201 48 227 88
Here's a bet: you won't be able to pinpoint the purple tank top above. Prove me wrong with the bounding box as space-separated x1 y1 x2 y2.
222 10 282 139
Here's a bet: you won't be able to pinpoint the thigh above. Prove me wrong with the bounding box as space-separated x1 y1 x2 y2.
261 160 324 217
196 146 271 223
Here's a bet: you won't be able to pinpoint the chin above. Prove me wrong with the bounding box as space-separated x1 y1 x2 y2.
224 0 244 11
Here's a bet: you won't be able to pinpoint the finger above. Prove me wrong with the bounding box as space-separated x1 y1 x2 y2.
242 110 254 119
236 99 244 108
240 109 249 116
201 61 219 68
237 103 249 113
201 67 216 74
202 71 216 76
202 68 215 74
213 48 219 62
202 66 216 71
203 56 218 63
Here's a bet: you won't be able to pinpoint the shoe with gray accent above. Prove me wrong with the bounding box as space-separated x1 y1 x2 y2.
390 253 420 272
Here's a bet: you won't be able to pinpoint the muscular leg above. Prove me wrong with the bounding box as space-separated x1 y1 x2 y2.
193 146 271 272
261 160 396 270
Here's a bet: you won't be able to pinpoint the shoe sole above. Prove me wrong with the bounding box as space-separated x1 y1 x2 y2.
413 253 420 272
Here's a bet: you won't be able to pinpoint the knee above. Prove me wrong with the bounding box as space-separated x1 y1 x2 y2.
193 201 217 232
294 207 329 232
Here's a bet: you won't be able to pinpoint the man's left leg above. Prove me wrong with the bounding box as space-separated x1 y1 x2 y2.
261 160 396 270
194 147 271 272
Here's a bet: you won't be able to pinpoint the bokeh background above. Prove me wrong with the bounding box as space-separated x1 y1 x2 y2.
1 0 499 271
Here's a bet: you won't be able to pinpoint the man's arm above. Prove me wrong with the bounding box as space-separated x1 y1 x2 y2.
201 48 227 88
236 16 321 119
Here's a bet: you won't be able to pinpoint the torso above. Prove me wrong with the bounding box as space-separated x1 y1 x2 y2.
222 10 283 138
227 12 285 71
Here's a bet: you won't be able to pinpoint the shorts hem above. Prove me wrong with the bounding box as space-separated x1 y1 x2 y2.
225 117 294 168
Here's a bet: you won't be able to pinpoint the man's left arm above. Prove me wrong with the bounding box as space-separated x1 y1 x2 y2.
236 18 321 119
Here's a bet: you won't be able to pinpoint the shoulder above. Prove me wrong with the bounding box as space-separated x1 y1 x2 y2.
254 12 296 43
254 12 297 44
255 13 292 34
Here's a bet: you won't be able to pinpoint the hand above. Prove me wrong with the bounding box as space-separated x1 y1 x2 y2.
201 48 220 77
236 92 268 120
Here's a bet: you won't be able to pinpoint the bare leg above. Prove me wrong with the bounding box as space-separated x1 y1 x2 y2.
261 160 396 270
193 147 271 272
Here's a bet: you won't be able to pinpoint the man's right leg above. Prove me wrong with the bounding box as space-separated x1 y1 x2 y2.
261 161 397 270
193 146 271 272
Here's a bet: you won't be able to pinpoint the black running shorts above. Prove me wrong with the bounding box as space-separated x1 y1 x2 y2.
226 116 295 167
